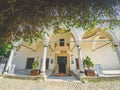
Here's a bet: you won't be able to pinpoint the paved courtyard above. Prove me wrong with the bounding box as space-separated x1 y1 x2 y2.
0 76 120 90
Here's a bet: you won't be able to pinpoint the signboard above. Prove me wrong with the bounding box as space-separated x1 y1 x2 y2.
95 64 103 76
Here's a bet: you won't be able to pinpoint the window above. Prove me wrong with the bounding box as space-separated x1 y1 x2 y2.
60 39 64 46
51 59 53 63
26 58 34 69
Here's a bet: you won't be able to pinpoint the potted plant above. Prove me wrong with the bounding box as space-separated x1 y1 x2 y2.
83 56 95 76
30 57 40 76
32 59 39 69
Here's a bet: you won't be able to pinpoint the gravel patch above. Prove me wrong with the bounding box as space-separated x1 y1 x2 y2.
0 78 120 90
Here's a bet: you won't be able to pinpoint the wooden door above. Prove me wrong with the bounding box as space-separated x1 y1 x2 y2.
58 56 67 73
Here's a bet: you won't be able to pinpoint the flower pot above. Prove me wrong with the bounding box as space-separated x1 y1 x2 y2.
30 69 40 76
85 70 95 76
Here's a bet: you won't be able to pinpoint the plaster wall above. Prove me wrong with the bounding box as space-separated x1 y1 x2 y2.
81 42 120 70
12 43 44 69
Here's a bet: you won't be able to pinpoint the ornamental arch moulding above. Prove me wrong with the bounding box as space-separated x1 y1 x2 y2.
71 27 86 45
107 30 120 45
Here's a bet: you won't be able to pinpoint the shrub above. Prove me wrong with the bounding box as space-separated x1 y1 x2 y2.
83 56 94 70
32 59 39 69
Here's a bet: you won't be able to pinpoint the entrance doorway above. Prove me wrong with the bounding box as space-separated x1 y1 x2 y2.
58 56 67 73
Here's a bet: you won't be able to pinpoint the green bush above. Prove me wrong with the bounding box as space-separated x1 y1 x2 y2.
0 43 12 58
83 56 94 70
32 59 39 69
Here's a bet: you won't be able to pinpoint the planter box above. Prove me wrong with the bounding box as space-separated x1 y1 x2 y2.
30 69 40 76
85 70 95 76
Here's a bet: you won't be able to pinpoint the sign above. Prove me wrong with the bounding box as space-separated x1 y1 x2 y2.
95 64 103 76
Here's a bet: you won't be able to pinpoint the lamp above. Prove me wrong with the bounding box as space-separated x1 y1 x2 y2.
66 43 70 47
54 43 57 47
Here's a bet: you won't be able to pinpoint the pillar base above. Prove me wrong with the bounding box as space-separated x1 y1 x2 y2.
79 68 85 73
3 71 8 75
39 72 47 81
80 70 85 73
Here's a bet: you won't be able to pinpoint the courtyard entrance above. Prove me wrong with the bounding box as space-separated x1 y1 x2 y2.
58 56 67 73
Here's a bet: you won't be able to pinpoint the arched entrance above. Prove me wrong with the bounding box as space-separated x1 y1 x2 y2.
81 28 120 70
48 29 77 75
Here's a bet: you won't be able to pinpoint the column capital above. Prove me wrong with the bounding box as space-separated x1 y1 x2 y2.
114 44 119 47
12 39 22 47
77 45 80 47
44 45 48 47
77 44 82 48
114 41 119 46
43 40 49 47
12 46 17 53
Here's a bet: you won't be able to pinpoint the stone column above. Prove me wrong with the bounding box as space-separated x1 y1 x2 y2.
4 47 16 73
114 43 120 63
40 40 49 80
4 40 22 74
77 45 84 72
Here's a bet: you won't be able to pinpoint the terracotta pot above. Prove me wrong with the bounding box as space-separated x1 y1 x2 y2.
30 69 40 76
85 70 95 76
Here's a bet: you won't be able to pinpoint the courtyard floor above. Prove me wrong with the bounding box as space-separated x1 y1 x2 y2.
0 76 120 90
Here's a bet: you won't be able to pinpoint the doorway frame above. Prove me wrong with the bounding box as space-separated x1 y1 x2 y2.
55 53 70 73
58 56 67 73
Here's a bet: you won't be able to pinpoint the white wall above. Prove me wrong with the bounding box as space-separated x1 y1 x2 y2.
70 55 77 70
81 42 120 70
12 28 120 71
12 42 55 70
12 43 44 69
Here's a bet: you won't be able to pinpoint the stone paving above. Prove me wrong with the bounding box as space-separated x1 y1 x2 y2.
47 74 78 81
0 76 120 90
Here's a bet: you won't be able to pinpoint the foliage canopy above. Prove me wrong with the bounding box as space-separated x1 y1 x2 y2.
0 0 120 44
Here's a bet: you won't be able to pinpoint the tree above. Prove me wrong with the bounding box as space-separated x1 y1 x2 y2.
0 43 12 57
0 0 120 44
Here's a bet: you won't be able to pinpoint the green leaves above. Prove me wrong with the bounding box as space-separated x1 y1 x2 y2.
0 0 120 44
83 56 94 70
32 58 39 69
0 43 12 57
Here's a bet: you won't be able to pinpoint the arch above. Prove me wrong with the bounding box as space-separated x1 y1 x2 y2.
71 28 86 45
107 30 119 45
48 27 86 45
91 36 100 50
81 27 118 49
81 27 120 69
